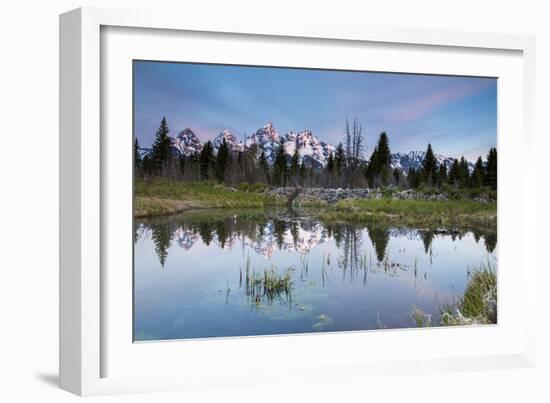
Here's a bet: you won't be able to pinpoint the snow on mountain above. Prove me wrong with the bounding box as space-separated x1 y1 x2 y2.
243 123 335 168
171 220 329 258
244 122 281 163
245 221 328 258
137 147 152 159
173 227 200 250
148 123 475 172
390 151 474 174
284 130 336 169
171 128 203 156
213 129 245 153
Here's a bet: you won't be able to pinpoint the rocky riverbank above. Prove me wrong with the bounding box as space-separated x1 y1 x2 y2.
268 187 491 205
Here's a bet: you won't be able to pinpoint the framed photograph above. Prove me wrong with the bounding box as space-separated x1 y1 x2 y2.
60 7 537 396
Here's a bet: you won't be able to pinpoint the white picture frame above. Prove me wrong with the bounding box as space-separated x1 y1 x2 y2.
60 6 537 396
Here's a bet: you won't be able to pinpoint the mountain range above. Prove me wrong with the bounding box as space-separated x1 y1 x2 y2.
173 221 329 259
142 122 473 173
169 222 427 260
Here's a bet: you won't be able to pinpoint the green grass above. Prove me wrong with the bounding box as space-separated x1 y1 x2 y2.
235 182 271 193
318 198 496 229
410 306 432 327
134 178 280 217
135 178 497 228
458 261 497 323
412 261 497 327
134 196 194 218
440 184 497 201
241 257 294 305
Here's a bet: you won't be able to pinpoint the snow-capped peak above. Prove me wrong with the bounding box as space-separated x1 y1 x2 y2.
390 151 474 173
284 130 335 168
213 129 244 153
244 123 282 163
248 122 280 144
171 128 202 156
154 122 475 173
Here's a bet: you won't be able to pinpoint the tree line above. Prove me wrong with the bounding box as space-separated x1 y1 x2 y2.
135 117 497 191
139 215 496 268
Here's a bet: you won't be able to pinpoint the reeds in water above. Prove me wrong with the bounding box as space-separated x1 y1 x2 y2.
410 306 432 327
244 265 294 305
411 259 497 327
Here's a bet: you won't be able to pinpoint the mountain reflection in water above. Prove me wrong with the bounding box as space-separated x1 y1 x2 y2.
135 209 496 266
133 209 497 341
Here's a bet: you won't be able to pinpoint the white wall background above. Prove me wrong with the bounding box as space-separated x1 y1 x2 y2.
0 0 547 401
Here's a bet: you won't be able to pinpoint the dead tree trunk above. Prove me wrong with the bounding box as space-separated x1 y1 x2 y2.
287 187 302 207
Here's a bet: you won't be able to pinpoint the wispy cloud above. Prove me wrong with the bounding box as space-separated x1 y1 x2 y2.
134 61 497 159
385 80 493 125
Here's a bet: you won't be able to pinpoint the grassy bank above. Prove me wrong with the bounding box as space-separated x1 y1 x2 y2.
135 179 497 229
411 261 497 327
318 198 496 229
134 178 280 217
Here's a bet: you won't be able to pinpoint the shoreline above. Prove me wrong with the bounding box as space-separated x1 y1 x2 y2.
134 179 496 230
135 197 496 232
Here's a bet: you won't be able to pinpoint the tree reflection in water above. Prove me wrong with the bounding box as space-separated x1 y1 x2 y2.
365 222 390 262
135 209 497 270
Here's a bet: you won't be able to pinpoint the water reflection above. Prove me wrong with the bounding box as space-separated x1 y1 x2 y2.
135 209 496 268
133 209 497 340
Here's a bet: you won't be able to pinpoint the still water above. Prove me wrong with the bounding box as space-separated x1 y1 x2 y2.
134 209 497 341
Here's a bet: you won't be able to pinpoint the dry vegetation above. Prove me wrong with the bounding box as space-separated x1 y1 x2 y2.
134 178 280 217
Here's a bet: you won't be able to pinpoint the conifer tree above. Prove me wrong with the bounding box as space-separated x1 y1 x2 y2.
485 147 497 190
299 163 306 185
376 132 391 164
422 144 438 186
199 140 214 180
272 138 287 186
189 151 200 180
458 156 470 188
325 152 335 187
290 146 300 184
134 138 141 175
376 132 391 184
438 163 447 187
407 167 415 187
142 155 153 176
215 138 230 182
366 223 390 262
470 156 484 188
393 167 401 185
151 117 171 174
408 167 420 188
334 142 346 177
178 156 185 178
326 152 334 173
365 146 379 188
258 150 269 183
449 158 460 186
150 224 172 267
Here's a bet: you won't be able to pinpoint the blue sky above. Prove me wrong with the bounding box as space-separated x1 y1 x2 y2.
134 61 497 161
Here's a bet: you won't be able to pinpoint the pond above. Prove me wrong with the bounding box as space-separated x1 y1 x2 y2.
134 209 497 341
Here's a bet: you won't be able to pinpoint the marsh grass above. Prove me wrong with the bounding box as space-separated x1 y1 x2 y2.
235 182 271 193
410 306 432 327
134 196 193 217
412 260 497 327
318 198 496 229
135 178 497 232
241 261 294 306
456 260 497 323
